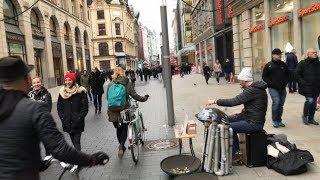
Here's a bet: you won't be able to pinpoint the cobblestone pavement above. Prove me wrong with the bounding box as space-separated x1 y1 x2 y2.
41 80 177 180
172 74 320 180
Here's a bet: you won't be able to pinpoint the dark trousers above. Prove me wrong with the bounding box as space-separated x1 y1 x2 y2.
229 116 263 154
225 72 231 82
144 75 148 82
268 88 287 123
93 94 102 110
69 132 81 151
215 72 221 83
288 70 297 92
303 96 317 120
113 122 128 147
204 75 210 84
87 89 92 101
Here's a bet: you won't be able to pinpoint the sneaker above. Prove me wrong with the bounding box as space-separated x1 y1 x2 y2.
303 116 309 125
278 122 286 127
118 145 126 158
272 121 280 128
309 119 319 125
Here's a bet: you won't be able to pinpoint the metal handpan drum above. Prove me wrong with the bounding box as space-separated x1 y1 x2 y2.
195 108 229 124
160 155 201 176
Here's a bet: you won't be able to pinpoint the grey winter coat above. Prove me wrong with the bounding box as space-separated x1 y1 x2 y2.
216 81 268 125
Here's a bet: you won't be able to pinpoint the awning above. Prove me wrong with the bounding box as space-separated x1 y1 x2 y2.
115 52 126 57
177 44 196 56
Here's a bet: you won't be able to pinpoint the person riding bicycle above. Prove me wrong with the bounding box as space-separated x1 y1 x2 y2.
0 56 109 180
107 66 149 158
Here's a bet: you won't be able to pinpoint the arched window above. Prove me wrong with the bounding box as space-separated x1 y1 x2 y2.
83 31 89 46
64 23 70 40
99 43 109 56
75 28 80 44
50 17 57 36
115 42 123 52
30 9 40 28
3 0 19 25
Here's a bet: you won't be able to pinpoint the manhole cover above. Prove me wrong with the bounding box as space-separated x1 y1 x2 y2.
144 139 179 151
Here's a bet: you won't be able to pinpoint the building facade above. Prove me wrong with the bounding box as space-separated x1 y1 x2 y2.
231 0 320 79
0 0 93 87
89 0 137 70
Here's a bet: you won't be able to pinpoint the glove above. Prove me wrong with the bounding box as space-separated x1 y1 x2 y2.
145 95 150 99
91 152 109 165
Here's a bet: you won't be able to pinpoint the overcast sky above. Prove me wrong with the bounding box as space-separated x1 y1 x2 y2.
129 0 177 48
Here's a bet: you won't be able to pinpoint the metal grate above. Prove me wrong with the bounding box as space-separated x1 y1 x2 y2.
144 139 179 151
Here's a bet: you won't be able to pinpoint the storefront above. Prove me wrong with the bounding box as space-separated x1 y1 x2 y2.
269 0 294 51
76 47 83 71
299 0 320 52
65 45 74 72
206 38 214 67
250 3 265 74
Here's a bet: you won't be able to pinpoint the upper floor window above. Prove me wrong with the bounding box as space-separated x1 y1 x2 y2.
99 43 109 56
97 10 105 19
115 23 121 35
80 5 84 20
50 17 57 36
71 0 76 14
64 23 70 41
30 10 40 28
3 0 19 25
115 42 123 52
98 24 106 35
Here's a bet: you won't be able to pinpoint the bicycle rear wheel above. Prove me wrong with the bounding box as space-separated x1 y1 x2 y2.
130 124 140 165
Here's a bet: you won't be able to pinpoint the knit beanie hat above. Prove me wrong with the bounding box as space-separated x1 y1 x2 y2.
237 67 253 81
64 72 77 82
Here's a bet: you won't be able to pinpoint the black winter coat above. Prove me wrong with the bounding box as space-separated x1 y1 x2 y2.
216 81 268 125
203 66 211 76
57 89 88 133
28 87 52 111
262 60 289 91
296 57 320 97
0 89 92 180
286 53 298 70
89 71 105 95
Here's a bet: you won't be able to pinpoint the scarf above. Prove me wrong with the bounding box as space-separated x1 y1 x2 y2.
59 84 86 99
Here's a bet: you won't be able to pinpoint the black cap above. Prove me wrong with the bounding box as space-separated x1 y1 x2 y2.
0 56 34 82
272 48 283 55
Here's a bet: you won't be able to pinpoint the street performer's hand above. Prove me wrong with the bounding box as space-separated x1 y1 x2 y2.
145 95 150 99
206 99 216 106
91 152 109 165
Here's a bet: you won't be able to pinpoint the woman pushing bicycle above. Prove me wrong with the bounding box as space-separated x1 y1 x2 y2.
106 66 149 158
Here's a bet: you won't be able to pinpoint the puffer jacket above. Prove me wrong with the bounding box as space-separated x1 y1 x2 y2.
262 60 289 91
28 87 52 111
57 87 88 133
0 89 92 180
216 81 268 125
106 76 148 123
296 57 320 97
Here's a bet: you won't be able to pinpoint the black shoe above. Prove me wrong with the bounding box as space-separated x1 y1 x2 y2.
303 116 309 125
98 107 102 114
95 108 98 114
278 122 286 127
309 119 319 125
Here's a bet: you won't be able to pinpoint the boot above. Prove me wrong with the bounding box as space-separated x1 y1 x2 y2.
303 116 309 125
118 145 126 158
98 106 102 114
309 119 319 125
95 108 98 114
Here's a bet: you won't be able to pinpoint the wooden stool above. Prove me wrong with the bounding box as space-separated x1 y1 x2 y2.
174 128 196 157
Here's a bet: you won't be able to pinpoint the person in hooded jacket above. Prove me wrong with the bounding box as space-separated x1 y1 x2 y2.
107 66 149 158
89 67 105 113
286 49 298 93
57 72 88 151
296 48 320 125
0 56 109 180
207 67 268 162
28 77 52 112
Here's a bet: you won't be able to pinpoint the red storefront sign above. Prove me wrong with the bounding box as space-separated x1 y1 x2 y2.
249 24 264 33
268 15 289 27
216 0 223 25
299 3 320 17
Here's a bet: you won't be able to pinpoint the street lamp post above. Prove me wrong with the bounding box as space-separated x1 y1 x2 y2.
160 0 175 127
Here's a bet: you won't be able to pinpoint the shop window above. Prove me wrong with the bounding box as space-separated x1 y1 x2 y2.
50 17 57 36
7 42 26 62
64 23 70 41
115 42 123 52
301 12 320 52
300 0 319 9
30 10 40 28
75 28 80 44
115 23 121 35
270 0 293 19
99 43 109 56
98 24 106 35
84 32 89 46
97 10 105 19
3 0 19 25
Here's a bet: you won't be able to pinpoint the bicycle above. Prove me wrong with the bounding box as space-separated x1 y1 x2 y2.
121 99 146 165
41 155 79 180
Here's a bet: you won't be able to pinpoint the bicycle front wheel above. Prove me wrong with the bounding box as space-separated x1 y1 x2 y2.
129 124 140 165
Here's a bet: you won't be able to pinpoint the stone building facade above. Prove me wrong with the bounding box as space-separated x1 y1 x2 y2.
89 0 137 70
0 0 93 87
231 0 320 79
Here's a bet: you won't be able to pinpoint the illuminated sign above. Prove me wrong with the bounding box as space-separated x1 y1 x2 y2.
249 24 264 33
268 15 289 27
216 0 223 25
299 3 320 17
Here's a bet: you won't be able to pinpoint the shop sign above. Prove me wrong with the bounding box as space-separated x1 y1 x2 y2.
249 24 264 33
298 3 320 17
216 0 223 25
268 15 289 27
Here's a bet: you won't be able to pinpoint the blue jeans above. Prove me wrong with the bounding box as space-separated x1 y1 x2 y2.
268 88 287 123
229 116 264 154
303 96 317 120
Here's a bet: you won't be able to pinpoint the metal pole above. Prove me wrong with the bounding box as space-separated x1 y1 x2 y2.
160 4 175 127
160 45 166 87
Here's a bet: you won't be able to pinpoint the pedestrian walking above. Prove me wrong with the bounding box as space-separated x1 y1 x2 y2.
57 72 88 151
80 70 92 102
224 59 233 83
89 67 105 114
296 48 320 125
286 49 298 93
203 63 211 85
213 60 222 84
0 56 109 180
106 66 149 158
142 66 149 82
262 48 289 128
28 77 52 112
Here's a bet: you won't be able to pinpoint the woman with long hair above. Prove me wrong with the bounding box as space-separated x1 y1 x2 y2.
107 66 149 158
57 73 88 150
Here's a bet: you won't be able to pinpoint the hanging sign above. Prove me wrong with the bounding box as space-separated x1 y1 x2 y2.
268 15 289 27
299 3 320 17
249 24 264 33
